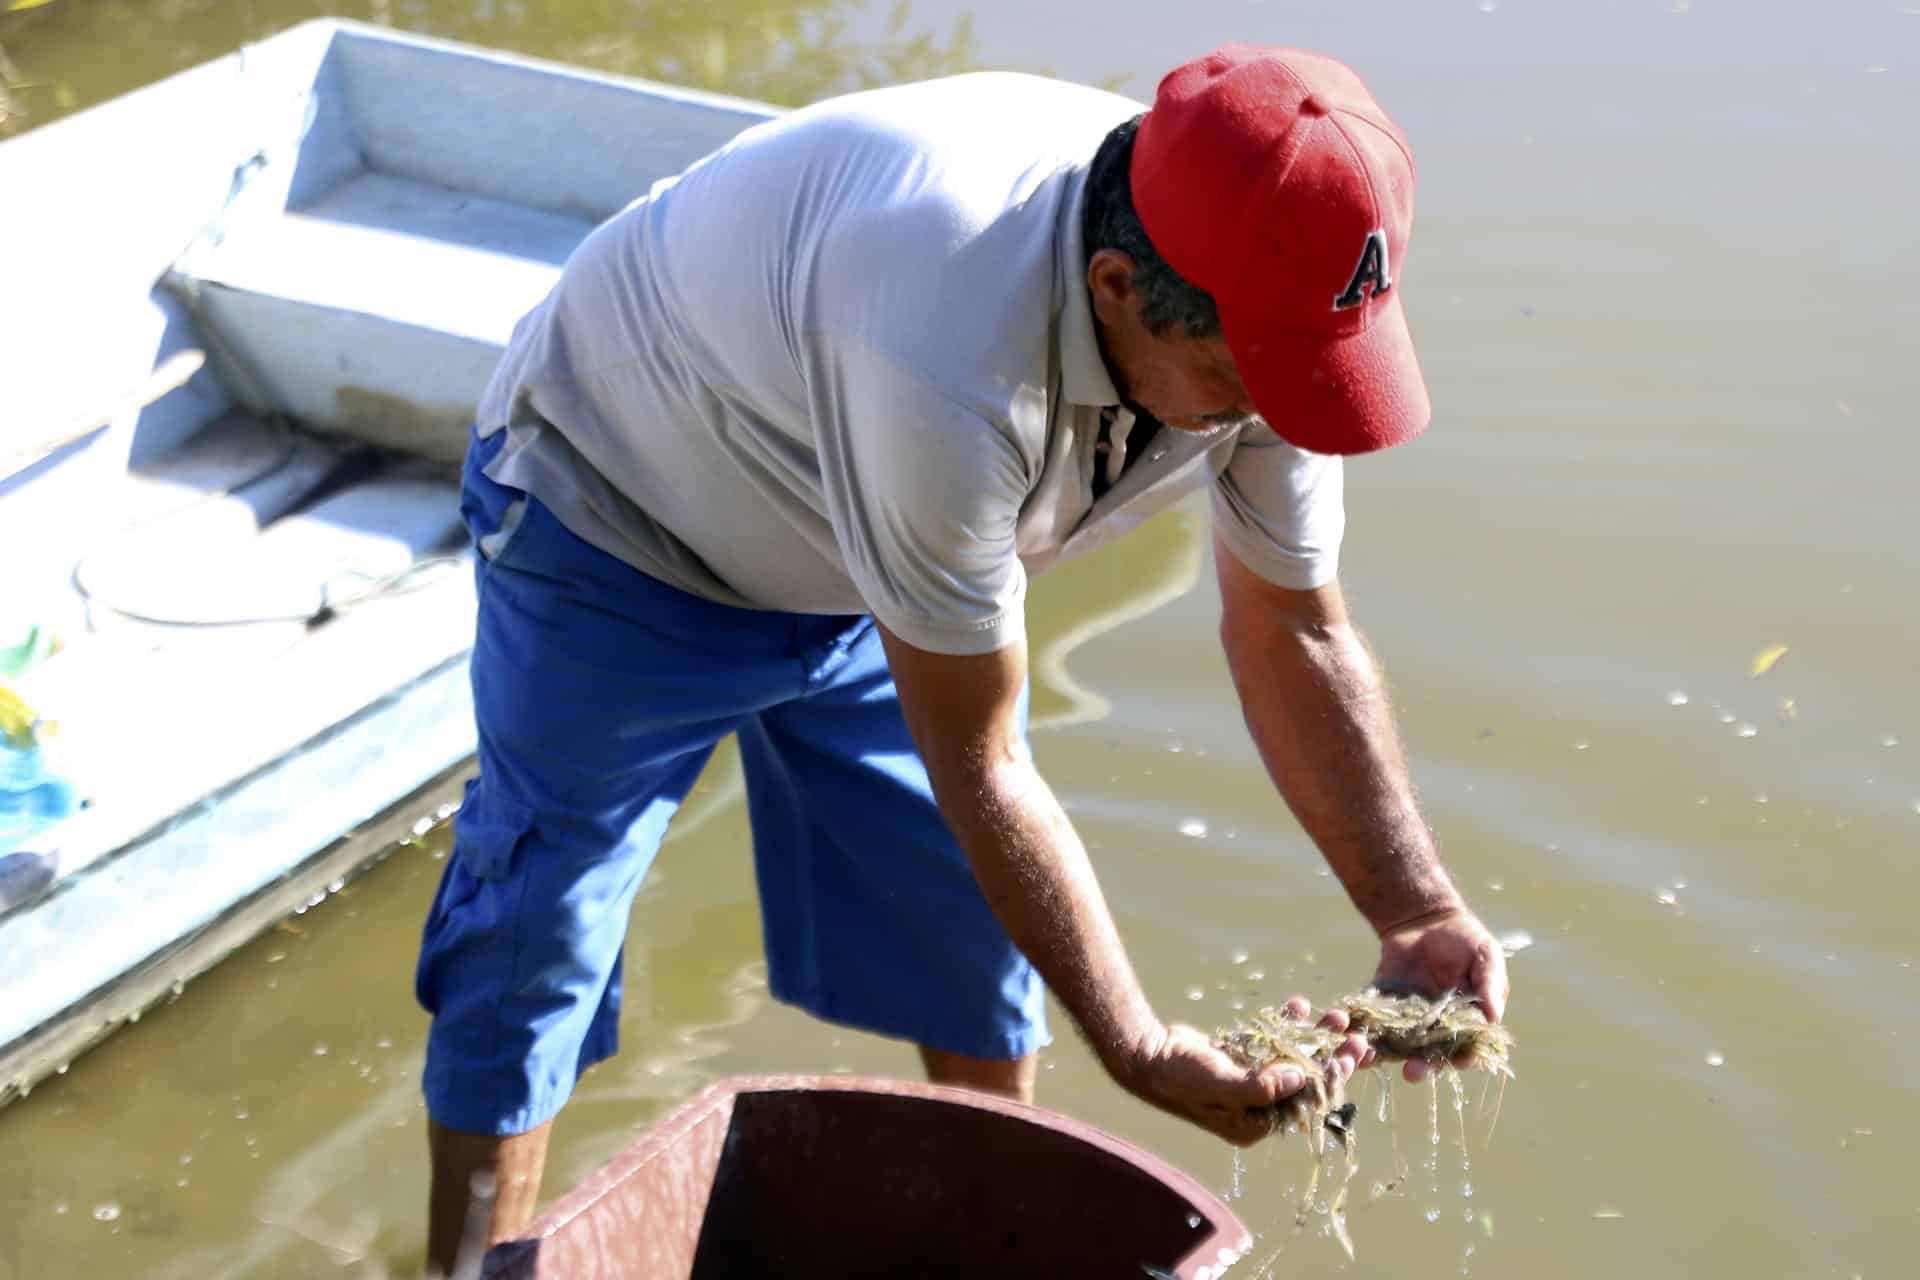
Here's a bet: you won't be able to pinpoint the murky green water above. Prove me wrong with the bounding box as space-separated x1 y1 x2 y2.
4 1 1918 1276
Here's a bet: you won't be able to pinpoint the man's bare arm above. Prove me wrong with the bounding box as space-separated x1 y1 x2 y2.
876 626 1160 1065
876 622 1363 1142
1214 537 1508 1020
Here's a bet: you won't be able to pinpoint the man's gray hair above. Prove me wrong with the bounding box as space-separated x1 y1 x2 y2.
1082 115 1222 340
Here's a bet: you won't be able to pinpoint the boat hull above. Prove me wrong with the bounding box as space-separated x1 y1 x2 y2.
481 1076 1251 1280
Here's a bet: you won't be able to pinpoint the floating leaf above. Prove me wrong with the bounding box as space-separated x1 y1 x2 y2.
1750 644 1790 678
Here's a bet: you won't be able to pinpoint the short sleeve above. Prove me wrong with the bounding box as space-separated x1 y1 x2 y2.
1210 422 1346 590
804 332 1034 655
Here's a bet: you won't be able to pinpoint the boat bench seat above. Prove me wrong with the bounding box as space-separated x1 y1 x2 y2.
159 27 775 463
168 172 593 462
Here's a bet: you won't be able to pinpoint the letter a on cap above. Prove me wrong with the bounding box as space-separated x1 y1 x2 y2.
1333 230 1393 311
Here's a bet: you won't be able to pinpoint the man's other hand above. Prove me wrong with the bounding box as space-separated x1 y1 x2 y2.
1115 997 1367 1146
1373 906 1510 1081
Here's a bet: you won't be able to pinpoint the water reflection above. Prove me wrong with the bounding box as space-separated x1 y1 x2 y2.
0 0 977 137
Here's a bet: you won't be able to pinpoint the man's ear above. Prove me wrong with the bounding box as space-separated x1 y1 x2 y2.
1086 248 1139 327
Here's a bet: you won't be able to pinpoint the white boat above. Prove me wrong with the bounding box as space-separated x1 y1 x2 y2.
0 19 778 1103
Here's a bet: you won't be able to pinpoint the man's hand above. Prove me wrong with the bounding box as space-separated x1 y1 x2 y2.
1115 998 1368 1146
1374 906 1509 1081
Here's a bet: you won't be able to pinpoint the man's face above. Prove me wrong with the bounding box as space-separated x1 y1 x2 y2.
1086 249 1260 433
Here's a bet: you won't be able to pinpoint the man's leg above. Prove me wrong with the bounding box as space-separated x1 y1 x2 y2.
917 1045 1038 1102
425 1119 552 1276
420 443 802 1273
418 748 722 1273
736 615 1051 1093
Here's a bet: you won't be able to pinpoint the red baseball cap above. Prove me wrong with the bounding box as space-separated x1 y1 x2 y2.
1131 45 1430 455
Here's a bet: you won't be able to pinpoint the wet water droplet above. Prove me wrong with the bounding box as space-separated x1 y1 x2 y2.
1734 723 1758 738
1425 1207 1443 1222
1718 711 1737 725
1185 986 1205 1002
53 1202 68 1215
1880 734 1899 748
1187 1212 1203 1229
1178 818 1208 839
312 1043 329 1056
1666 690 1690 706
376 1037 393 1049
1573 741 1590 752
1656 890 1677 905
1246 967 1265 981
327 877 346 894
1230 947 1249 965
92 1202 120 1222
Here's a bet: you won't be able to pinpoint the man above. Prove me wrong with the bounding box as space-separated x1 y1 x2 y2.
417 43 1509 1271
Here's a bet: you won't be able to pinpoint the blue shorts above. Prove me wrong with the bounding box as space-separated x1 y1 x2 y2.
416 430 1048 1136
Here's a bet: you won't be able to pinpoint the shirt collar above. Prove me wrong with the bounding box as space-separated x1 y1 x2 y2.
1057 167 1121 410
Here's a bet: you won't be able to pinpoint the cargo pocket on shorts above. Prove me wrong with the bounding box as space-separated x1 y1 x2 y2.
417 785 539 1015
423 784 535 938
455 788 535 882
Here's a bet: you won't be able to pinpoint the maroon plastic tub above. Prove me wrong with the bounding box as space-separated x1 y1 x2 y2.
479 1075 1251 1279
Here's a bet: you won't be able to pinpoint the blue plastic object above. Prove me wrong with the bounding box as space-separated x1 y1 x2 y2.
1 741 78 857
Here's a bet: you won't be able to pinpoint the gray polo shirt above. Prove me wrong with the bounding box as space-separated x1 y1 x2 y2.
477 72 1344 656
